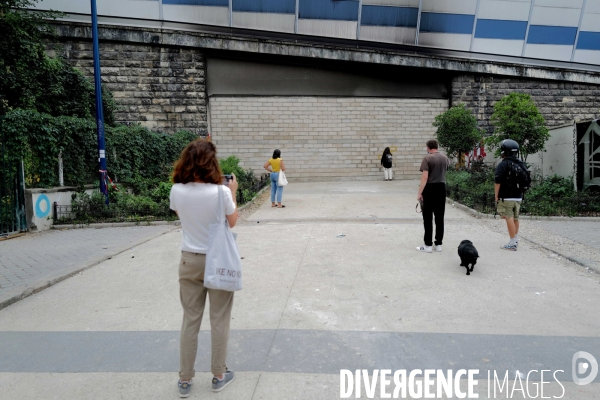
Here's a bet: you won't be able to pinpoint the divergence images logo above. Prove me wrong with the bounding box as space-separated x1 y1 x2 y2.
572 351 598 386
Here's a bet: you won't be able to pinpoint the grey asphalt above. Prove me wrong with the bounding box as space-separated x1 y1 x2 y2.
0 180 598 399
530 220 600 249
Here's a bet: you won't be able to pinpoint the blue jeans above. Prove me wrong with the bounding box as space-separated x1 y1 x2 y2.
270 172 284 203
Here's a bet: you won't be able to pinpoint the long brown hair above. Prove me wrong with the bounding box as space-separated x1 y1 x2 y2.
172 139 222 184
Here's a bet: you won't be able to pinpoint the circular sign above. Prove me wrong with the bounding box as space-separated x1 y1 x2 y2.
35 194 51 218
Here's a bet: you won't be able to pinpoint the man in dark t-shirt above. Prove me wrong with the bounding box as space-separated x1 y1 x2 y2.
416 139 450 253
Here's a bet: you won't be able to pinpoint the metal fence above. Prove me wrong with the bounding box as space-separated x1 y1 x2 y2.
446 184 600 217
54 203 175 225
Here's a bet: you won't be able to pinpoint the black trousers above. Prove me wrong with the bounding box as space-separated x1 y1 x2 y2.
422 182 446 246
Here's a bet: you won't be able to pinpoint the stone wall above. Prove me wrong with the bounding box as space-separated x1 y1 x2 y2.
452 75 600 133
51 40 207 134
210 96 447 181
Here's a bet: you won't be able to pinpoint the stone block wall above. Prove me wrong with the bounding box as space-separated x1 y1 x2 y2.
210 97 447 181
50 40 207 134
452 75 600 133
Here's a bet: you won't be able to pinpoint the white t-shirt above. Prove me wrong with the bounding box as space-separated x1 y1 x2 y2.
169 183 236 254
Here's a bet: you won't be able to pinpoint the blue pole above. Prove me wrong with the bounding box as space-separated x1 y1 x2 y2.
91 0 109 205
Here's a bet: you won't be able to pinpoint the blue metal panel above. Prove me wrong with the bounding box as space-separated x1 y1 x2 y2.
361 5 418 27
420 12 474 34
299 0 359 21
233 0 296 14
163 0 228 5
577 31 600 50
475 19 528 40
527 25 578 46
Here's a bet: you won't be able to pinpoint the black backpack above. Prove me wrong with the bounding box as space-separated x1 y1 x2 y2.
505 159 531 191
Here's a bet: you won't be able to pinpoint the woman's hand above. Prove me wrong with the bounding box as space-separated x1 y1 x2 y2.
228 173 239 196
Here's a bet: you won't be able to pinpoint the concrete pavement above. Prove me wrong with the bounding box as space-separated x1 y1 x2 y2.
0 225 176 309
0 180 599 399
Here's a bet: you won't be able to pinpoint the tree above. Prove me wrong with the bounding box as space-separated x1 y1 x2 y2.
0 0 115 123
432 103 482 167
486 92 550 163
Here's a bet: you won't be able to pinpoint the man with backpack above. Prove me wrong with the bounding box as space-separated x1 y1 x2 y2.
495 139 531 251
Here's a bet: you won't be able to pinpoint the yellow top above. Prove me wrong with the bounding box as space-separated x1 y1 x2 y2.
269 158 282 172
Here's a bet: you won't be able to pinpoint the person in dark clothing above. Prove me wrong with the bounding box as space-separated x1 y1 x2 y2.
416 140 450 253
380 147 393 181
495 139 527 251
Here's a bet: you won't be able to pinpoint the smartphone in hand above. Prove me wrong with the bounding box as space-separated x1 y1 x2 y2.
222 175 233 186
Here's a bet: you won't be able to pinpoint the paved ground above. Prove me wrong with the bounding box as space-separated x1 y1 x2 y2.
0 225 175 305
0 181 599 399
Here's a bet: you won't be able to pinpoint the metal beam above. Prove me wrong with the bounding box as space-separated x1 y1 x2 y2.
521 0 535 57
356 0 363 40
415 0 423 45
229 0 232 27
158 0 163 21
571 0 588 62
469 0 481 52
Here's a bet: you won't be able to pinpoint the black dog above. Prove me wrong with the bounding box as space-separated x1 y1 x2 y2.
457 240 479 275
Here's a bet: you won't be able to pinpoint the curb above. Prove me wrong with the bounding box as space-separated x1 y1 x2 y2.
0 225 178 310
447 198 600 274
237 185 269 212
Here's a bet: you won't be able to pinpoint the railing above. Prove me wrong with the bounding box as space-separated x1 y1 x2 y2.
446 184 600 217
54 203 176 225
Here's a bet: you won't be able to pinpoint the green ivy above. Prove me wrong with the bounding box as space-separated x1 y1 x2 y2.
1 109 197 189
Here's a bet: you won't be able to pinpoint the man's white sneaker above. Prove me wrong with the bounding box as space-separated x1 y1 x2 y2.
435 245 442 252
416 245 432 253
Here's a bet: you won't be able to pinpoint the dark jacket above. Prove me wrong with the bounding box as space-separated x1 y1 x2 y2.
495 156 526 200
381 152 393 168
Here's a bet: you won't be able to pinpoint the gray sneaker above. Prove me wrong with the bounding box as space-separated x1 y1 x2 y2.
212 370 235 392
178 380 192 398
501 243 517 251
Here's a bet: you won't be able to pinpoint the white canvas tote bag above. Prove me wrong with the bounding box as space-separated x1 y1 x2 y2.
277 170 288 186
204 185 243 291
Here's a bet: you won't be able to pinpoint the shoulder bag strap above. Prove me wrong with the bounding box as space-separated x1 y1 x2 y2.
217 185 225 224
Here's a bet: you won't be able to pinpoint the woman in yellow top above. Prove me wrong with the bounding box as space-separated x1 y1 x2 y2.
263 149 286 208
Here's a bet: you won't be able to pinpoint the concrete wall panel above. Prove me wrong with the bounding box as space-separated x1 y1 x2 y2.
573 50 600 65
298 19 358 40
472 39 524 56
360 26 417 44
530 5 581 26
421 0 477 14
418 32 472 51
524 44 573 61
478 0 531 21
232 12 295 33
163 4 229 26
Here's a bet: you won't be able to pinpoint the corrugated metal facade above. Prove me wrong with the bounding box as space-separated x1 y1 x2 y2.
34 0 600 65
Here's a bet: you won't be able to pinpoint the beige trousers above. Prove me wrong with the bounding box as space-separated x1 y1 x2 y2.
179 251 234 380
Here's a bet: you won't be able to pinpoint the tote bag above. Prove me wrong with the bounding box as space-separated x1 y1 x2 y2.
277 170 288 186
204 186 243 291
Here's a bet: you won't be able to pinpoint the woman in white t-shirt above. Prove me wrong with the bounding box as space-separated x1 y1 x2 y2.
169 139 238 398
